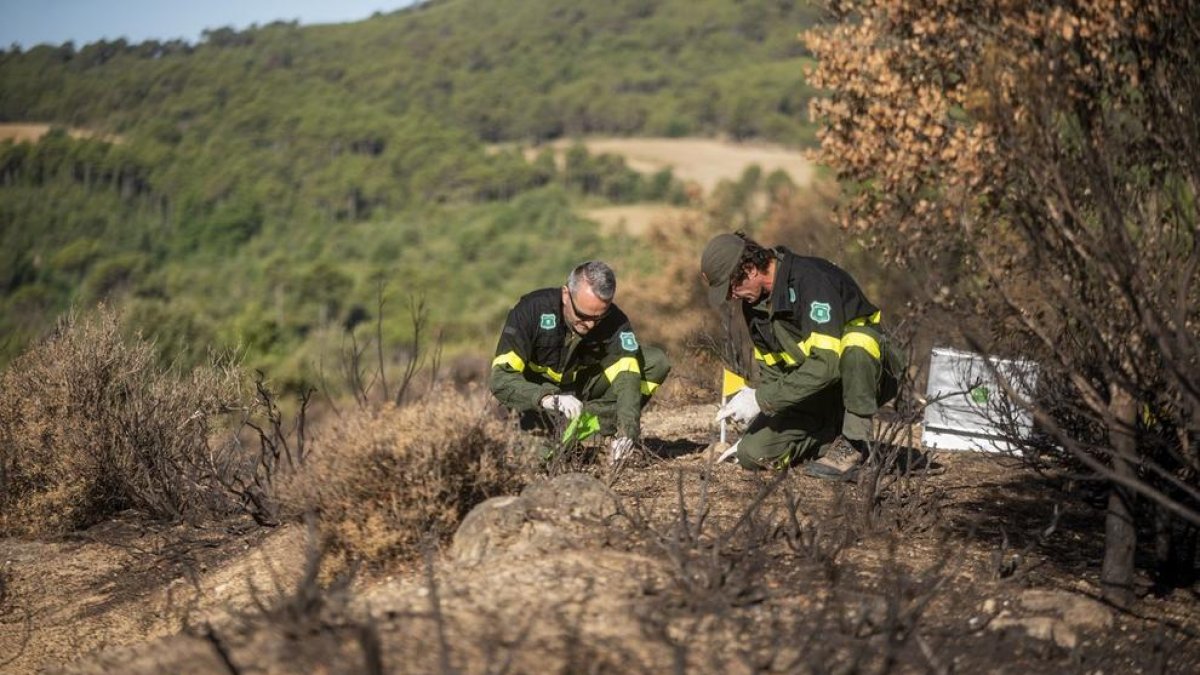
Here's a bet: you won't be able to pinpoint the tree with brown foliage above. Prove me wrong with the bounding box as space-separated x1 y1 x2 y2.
805 0 1199 604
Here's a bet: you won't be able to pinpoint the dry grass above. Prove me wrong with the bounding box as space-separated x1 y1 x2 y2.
0 307 245 535
0 123 124 144
584 203 699 237
525 137 815 195
282 387 530 573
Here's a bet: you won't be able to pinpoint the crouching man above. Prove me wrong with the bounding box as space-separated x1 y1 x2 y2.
701 232 922 479
489 261 670 462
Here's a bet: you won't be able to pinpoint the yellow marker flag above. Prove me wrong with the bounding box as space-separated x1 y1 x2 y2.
722 369 747 398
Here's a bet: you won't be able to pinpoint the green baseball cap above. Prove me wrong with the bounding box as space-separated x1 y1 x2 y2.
700 233 746 308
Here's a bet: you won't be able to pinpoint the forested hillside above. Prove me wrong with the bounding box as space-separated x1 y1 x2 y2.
0 0 823 385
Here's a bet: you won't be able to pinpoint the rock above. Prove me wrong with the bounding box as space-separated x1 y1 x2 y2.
1018 589 1113 631
990 615 1079 649
451 474 620 566
449 496 529 566
986 590 1112 650
521 473 618 521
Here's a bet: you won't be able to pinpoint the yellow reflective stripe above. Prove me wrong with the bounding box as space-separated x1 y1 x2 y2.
491 351 525 372
494 352 566 382
799 332 841 357
846 311 882 327
640 380 660 395
842 331 881 360
754 347 796 367
604 356 641 383
755 314 882 363
528 362 564 383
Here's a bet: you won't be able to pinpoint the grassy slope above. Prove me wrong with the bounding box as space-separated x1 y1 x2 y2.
0 0 823 385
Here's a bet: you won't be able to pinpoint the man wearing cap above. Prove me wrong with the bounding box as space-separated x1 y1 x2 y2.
490 260 671 463
700 232 906 478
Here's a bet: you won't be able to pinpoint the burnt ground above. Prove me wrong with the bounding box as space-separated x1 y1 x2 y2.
2 403 1198 673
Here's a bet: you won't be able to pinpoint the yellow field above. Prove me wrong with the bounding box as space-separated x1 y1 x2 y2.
526 136 815 194
0 123 123 144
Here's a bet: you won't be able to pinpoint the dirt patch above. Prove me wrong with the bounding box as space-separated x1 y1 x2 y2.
0 516 305 673
584 204 699 237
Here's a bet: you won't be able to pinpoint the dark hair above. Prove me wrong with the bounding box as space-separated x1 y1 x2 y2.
732 231 773 286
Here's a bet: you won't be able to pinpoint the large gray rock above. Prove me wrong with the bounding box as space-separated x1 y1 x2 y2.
521 472 618 521
450 474 618 566
450 495 529 566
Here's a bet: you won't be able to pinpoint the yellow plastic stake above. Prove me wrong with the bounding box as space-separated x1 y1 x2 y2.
720 369 747 445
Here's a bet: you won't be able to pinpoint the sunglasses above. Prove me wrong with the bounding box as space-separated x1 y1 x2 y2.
567 290 611 323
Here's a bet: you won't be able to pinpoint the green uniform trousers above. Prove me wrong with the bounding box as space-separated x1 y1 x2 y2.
738 325 900 469
580 345 671 436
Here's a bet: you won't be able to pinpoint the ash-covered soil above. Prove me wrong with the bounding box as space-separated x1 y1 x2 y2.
3 404 1197 673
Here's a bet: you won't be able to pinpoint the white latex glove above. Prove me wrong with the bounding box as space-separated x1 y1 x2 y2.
541 394 583 420
717 440 740 464
609 436 634 464
715 387 761 425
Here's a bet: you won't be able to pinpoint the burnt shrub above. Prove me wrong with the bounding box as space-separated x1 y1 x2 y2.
0 307 245 535
282 387 529 572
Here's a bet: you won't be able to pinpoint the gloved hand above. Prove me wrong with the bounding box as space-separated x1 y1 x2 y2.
715 387 761 424
717 440 740 464
609 436 634 464
541 394 583 420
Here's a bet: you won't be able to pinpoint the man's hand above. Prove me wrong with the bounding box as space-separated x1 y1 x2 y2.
715 387 761 424
609 436 634 464
541 394 583 420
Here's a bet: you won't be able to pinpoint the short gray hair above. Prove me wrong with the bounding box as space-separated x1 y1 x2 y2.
567 261 616 301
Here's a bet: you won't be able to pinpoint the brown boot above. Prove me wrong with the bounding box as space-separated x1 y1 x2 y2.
805 437 867 481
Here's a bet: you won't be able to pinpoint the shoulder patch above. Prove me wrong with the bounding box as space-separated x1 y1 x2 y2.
539 313 557 330
619 331 639 352
809 301 832 324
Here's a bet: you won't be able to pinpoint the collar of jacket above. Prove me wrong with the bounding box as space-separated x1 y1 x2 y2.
766 246 798 317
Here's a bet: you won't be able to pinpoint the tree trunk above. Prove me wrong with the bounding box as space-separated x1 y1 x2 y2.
1101 385 1138 607
1155 504 1199 591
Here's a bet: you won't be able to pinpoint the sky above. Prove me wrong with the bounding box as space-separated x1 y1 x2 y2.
0 1 419 49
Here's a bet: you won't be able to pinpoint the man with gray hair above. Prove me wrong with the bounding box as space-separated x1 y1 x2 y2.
490 261 671 463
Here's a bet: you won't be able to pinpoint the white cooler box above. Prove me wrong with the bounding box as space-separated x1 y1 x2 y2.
922 347 1038 452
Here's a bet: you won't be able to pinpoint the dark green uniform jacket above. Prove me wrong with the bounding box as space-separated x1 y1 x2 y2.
745 248 884 414
490 288 648 439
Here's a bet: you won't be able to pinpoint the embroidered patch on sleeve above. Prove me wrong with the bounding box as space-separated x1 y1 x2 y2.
809 301 832 324
619 331 639 352
540 313 557 330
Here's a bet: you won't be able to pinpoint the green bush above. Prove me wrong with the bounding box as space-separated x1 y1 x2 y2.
82 251 147 301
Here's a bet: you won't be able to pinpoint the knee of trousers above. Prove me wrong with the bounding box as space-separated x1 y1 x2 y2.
737 414 833 467
840 347 883 416
641 345 671 385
